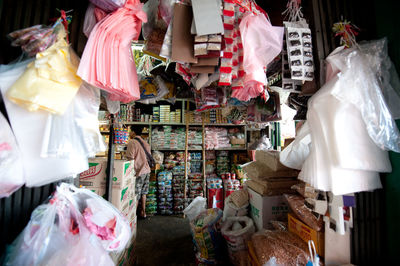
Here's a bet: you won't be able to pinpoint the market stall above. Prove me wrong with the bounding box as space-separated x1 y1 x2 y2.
0 0 399 265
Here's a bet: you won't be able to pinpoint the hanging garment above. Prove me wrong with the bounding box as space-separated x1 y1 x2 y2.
0 60 88 188
299 39 398 195
78 0 147 103
232 12 283 102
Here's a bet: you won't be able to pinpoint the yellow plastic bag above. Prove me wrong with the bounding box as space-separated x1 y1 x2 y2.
7 28 82 114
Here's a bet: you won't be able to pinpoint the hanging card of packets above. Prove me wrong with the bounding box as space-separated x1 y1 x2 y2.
281 0 315 93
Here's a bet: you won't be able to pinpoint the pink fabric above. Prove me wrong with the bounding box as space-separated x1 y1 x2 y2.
78 0 147 103
231 12 283 101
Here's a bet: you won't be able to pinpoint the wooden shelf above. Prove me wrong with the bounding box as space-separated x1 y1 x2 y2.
124 121 184 126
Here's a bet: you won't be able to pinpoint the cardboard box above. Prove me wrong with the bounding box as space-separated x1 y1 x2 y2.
111 183 132 217
288 213 324 257
79 158 107 188
248 187 289 231
242 151 299 180
113 160 135 189
246 178 298 196
87 187 106 197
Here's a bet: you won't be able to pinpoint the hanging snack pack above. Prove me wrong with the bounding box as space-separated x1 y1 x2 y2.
284 20 314 82
158 170 173 215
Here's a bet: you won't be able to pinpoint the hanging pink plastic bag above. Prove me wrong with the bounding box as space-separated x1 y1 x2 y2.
233 12 284 102
0 112 24 198
4 184 114 266
78 0 147 103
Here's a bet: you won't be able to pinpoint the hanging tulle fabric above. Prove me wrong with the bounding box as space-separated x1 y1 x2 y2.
233 12 283 102
78 0 147 103
299 39 399 195
6 28 82 114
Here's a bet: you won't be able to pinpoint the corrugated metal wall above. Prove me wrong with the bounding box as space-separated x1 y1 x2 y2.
0 0 88 255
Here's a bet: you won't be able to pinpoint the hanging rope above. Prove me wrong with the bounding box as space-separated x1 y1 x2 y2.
282 0 303 22
332 20 360 48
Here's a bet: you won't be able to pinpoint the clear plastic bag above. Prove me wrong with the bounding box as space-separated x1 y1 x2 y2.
83 4 97 37
4 184 115 266
89 0 126 13
57 183 131 252
329 38 400 152
41 81 106 159
183 196 206 221
0 112 24 198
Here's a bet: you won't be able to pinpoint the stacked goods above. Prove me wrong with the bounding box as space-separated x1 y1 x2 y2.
205 127 230 150
207 178 224 209
118 104 135 122
188 129 203 149
205 151 217 179
152 106 160 122
151 126 186 150
172 175 186 214
216 151 230 176
114 127 129 144
188 112 203 123
223 178 241 199
243 151 299 197
159 105 170 122
157 171 173 215
228 128 245 147
187 181 204 204
146 181 157 215
190 152 202 173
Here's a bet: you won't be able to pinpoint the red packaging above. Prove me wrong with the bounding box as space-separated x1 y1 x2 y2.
231 173 236 180
208 188 224 209
225 189 234 199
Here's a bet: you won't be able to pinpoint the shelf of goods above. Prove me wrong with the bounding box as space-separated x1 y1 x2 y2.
114 99 249 216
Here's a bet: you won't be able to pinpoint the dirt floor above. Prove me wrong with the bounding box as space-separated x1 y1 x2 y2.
135 215 196 266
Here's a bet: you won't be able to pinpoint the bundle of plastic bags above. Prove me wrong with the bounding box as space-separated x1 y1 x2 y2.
0 60 88 188
232 12 283 102
6 27 82 115
78 0 147 103
298 39 398 195
0 112 24 198
4 183 131 265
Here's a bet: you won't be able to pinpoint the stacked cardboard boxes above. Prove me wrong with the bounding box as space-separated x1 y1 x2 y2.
242 151 299 231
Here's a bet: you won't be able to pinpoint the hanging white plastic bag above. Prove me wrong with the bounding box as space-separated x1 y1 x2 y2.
41 81 106 159
280 122 311 170
0 112 24 197
183 196 206 221
4 185 114 266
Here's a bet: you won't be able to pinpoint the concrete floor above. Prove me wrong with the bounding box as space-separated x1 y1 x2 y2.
136 216 196 266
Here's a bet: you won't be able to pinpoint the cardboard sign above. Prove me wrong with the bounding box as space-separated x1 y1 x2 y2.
171 3 198 63
191 0 224 36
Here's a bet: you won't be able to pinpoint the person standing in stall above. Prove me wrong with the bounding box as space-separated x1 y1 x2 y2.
126 126 152 218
